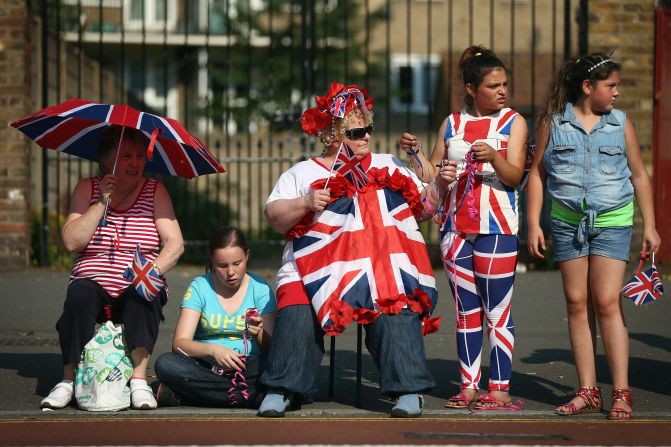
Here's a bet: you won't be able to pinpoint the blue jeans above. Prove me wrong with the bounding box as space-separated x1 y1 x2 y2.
155 352 264 408
259 304 435 397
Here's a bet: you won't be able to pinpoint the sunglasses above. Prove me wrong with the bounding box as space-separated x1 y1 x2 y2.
344 125 373 139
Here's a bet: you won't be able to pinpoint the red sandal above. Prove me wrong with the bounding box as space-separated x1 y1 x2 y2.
555 387 602 416
607 388 633 420
445 389 478 409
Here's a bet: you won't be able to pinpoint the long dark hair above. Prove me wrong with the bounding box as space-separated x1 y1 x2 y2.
458 45 509 108
206 227 249 272
537 52 621 129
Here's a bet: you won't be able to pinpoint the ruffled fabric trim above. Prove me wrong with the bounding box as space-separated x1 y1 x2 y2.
324 288 441 336
286 167 423 240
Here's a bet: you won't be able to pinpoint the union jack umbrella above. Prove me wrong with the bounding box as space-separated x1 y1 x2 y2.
123 244 164 302
9 98 225 179
622 252 664 306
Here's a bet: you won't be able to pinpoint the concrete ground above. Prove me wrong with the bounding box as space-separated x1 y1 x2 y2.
0 263 669 420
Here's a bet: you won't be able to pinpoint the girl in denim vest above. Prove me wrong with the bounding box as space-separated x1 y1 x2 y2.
526 53 661 420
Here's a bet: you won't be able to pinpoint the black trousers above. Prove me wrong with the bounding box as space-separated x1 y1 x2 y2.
56 278 166 365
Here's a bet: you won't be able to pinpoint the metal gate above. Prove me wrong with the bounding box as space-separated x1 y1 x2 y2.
30 0 587 266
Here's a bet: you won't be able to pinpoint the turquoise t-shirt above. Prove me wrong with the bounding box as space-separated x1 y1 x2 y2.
180 272 277 357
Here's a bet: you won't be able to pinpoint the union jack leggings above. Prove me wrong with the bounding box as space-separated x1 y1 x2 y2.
441 232 518 392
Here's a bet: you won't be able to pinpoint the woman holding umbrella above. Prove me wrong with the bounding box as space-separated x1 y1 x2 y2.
40 125 184 410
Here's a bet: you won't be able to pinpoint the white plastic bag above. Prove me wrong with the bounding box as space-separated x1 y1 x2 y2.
74 321 132 411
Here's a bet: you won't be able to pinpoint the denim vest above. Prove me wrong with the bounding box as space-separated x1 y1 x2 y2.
543 103 633 241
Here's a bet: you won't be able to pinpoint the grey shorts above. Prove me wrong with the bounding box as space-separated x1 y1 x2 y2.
551 219 632 262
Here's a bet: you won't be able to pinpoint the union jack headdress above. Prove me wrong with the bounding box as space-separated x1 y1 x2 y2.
621 252 664 306
300 82 373 136
123 244 165 302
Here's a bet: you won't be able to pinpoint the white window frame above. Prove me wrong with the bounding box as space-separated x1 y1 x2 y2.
390 53 442 114
123 0 178 32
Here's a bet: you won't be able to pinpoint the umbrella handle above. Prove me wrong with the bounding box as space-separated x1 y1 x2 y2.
99 194 111 227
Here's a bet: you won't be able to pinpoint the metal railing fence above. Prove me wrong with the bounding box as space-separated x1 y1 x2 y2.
29 0 587 266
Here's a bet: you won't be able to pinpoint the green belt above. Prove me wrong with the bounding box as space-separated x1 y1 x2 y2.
551 199 633 227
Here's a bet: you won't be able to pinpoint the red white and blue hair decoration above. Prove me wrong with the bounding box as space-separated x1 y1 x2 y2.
300 82 373 136
622 251 664 306
123 244 164 302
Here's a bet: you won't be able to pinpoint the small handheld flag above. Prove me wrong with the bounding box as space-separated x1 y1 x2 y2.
331 143 370 189
622 252 664 306
123 244 164 302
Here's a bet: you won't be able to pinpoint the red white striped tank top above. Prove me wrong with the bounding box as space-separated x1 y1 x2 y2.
69 176 166 298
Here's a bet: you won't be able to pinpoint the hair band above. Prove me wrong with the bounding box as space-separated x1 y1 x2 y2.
587 58 613 72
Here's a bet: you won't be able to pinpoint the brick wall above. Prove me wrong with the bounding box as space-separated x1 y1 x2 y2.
589 0 655 158
0 1 31 269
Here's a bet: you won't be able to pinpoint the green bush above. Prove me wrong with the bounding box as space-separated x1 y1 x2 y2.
30 211 75 269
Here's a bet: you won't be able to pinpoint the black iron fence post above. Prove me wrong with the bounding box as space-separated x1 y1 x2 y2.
40 0 49 267
578 0 589 55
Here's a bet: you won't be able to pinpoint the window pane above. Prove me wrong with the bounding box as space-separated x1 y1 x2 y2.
130 0 143 19
156 0 167 21
399 66 413 104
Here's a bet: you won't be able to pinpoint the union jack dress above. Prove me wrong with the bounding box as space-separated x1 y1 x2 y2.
267 154 439 335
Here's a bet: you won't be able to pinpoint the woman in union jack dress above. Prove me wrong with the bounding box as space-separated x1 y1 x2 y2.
258 82 453 418
40 126 184 411
400 46 528 410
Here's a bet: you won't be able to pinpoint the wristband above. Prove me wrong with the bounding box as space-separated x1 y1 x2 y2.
152 261 162 276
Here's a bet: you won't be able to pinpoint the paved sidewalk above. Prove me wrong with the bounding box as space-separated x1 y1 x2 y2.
0 264 669 419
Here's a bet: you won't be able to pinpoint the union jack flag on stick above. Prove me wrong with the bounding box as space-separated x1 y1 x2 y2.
330 143 370 190
622 252 664 306
123 244 164 302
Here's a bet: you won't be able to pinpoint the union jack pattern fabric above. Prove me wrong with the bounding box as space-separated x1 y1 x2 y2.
441 232 517 391
123 244 164 302
332 144 370 190
622 261 664 306
330 93 349 118
440 108 520 236
10 98 225 179
329 88 367 118
288 170 438 334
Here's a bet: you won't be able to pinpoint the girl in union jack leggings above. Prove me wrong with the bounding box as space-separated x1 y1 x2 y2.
400 45 528 409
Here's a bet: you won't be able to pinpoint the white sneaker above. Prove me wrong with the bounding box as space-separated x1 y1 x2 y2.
41 381 74 409
130 380 157 410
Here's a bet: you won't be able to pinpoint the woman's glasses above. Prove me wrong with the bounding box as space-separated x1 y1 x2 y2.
344 125 373 139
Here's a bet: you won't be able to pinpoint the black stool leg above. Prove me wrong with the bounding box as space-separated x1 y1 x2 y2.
328 336 336 399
